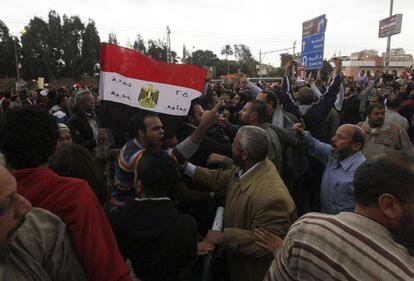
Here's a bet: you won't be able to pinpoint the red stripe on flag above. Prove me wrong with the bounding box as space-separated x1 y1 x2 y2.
100 43 207 93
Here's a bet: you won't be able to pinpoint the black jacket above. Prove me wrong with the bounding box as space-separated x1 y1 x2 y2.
67 110 100 151
110 199 198 281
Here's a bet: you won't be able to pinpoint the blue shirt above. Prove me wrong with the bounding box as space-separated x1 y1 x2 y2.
303 131 366 214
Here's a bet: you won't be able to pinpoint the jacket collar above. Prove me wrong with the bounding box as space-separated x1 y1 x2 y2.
360 120 391 134
235 158 274 192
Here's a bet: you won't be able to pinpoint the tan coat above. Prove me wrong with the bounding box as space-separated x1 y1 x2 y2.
194 158 296 281
357 120 414 160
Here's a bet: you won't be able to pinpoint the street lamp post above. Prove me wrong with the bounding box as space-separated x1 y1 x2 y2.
13 36 21 93
385 0 394 73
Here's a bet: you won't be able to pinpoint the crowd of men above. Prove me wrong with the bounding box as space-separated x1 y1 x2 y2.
0 59 413 281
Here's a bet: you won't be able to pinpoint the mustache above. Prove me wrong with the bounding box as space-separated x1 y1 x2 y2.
7 215 26 240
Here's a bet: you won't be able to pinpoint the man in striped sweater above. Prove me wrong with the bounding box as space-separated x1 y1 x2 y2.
257 153 414 281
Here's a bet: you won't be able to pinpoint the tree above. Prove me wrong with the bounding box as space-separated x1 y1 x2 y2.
233 44 258 76
0 20 17 77
61 15 84 79
21 17 51 80
181 44 190 64
215 59 238 77
146 39 167 62
221 44 233 75
279 53 294 69
81 19 100 76
133 34 146 53
108 32 118 45
190 49 219 67
47 10 62 79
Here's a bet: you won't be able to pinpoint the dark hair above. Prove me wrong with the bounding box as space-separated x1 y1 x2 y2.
385 94 402 109
130 110 159 135
354 153 414 206
260 90 278 109
187 98 201 121
351 127 365 149
199 94 216 110
0 106 59 169
366 103 385 115
49 143 109 205
135 149 179 197
247 100 267 122
55 93 67 106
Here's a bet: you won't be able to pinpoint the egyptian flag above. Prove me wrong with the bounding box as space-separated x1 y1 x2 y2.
99 43 207 131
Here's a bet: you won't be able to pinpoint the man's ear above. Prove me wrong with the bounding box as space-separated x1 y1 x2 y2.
134 178 143 196
378 193 402 222
138 129 145 138
250 112 258 122
352 142 362 152
241 149 249 161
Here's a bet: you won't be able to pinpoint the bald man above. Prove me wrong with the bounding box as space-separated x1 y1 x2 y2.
293 124 366 214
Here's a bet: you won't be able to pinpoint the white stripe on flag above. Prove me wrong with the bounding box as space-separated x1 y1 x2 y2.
100 71 203 116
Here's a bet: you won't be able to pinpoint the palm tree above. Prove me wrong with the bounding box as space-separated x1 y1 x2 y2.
221 44 233 75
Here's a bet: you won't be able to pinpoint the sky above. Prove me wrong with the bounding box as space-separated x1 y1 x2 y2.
1 0 413 67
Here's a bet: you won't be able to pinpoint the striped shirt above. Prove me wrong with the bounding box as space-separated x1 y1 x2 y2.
265 212 414 281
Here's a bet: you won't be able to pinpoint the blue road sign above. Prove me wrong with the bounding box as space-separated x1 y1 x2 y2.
301 14 327 70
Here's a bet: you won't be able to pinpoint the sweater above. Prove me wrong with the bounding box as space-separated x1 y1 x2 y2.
13 167 131 281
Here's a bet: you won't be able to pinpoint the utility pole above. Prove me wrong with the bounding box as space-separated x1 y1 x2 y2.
259 50 262 81
258 44 296 80
292 41 296 58
385 0 394 73
13 36 20 93
166 26 171 63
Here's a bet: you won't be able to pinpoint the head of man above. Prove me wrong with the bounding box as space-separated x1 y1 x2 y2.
57 123 72 148
187 99 204 126
331 124 365 161
297 87 316 105
0 106 59 170
344 86 354 97
256 90 279 119
232 126 269 170
232 94 241 107
133 111 164 149
239 100 267 126
0 163 32 245
354 153 414 249
385 94 402 111
75 90 95 114
367 103 386 128
134 149 179 198
55 94 68 110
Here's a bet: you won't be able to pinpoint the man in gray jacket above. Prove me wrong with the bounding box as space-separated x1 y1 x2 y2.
0 163 87 281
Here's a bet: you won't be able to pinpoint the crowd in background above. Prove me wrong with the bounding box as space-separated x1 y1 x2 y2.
0 60 414 281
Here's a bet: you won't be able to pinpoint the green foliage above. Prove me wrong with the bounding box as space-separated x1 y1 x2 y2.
133 34 146 53
82 20 100 76
16 10 100 81
0 20 16 77
108 32 118 45
279 53 294 69
188 49 219 67
21 17 51 80
1 11 268 80
61 15 84 80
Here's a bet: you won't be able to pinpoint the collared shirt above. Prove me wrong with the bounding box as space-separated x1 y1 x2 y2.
84 112 100 141
303 131 366 214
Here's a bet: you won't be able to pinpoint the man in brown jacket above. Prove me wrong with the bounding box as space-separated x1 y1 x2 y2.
184 125 296 281
357 103 414 159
